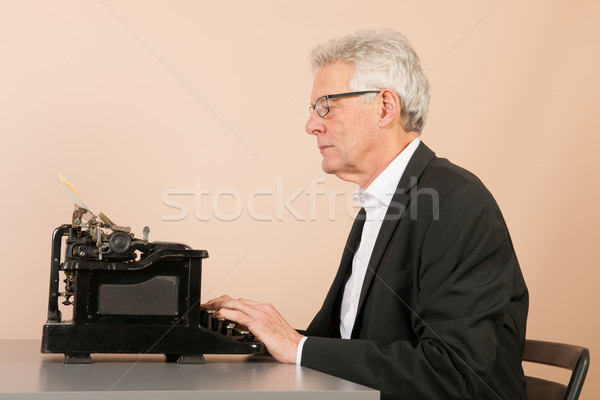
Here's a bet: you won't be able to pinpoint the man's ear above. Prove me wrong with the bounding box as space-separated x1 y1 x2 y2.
378 89 401 127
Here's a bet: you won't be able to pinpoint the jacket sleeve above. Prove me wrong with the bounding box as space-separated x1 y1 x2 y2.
300 184 517 400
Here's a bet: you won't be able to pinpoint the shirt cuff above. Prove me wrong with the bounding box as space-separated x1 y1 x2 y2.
296 336 308 365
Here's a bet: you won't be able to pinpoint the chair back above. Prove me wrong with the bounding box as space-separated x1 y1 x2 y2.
522 339 590 400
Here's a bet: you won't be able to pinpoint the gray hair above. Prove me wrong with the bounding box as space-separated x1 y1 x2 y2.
310 29 430 133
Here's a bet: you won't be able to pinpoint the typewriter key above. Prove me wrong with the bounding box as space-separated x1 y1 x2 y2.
233 328 250 340
213 316 225 332
225 322 236 336
201 309 216 328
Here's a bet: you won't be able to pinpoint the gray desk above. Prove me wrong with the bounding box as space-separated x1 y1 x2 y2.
0 340 378 399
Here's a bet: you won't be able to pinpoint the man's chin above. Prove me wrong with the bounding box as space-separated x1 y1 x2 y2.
321 161 356 184
321 160 338 175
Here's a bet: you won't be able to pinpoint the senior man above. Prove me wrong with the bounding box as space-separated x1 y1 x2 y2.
204 29 529 400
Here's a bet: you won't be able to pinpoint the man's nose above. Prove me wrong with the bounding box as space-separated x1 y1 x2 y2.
305 111 324 136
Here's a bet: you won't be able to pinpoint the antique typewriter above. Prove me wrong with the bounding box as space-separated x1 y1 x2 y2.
41 176 264 364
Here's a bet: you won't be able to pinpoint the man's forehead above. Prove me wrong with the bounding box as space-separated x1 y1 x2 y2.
311 62 354 101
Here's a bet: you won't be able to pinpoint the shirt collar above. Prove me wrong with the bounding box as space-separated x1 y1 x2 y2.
353 138 421 208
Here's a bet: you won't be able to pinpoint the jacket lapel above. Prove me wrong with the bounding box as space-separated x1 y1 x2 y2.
353 142 436 336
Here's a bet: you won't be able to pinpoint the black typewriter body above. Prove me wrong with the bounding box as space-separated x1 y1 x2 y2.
42 212 263 364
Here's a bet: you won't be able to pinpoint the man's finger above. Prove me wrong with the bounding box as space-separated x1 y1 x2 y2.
238 298 261 305
201 294 232 309
228 301 264 322
215 308 251 327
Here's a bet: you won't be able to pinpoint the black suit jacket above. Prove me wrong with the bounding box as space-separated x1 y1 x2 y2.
301 142 529 400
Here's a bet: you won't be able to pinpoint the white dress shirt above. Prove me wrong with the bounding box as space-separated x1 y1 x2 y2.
297 138 420 364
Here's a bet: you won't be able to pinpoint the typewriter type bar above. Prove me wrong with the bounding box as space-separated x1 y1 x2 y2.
41 217 264 364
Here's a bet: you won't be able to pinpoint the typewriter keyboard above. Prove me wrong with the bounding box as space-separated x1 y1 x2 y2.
200 309 256 341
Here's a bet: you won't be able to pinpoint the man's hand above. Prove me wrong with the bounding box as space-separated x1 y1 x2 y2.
202 295 303 364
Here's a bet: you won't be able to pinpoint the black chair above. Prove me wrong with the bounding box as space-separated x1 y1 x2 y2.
522 339 590 400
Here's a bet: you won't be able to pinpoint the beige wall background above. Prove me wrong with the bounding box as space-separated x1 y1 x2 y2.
1 0 599 397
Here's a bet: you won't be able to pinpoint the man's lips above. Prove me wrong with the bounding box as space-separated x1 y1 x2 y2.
319 145 333 151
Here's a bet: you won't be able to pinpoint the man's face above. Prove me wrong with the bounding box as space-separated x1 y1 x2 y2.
305 63 380 180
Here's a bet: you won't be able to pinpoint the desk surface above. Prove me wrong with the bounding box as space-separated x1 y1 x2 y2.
0 339 378 399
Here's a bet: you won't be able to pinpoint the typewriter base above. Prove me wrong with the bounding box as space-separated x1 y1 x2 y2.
42 322 263 364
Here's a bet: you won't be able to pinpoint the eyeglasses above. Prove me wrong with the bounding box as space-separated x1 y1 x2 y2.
309 91 381 118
